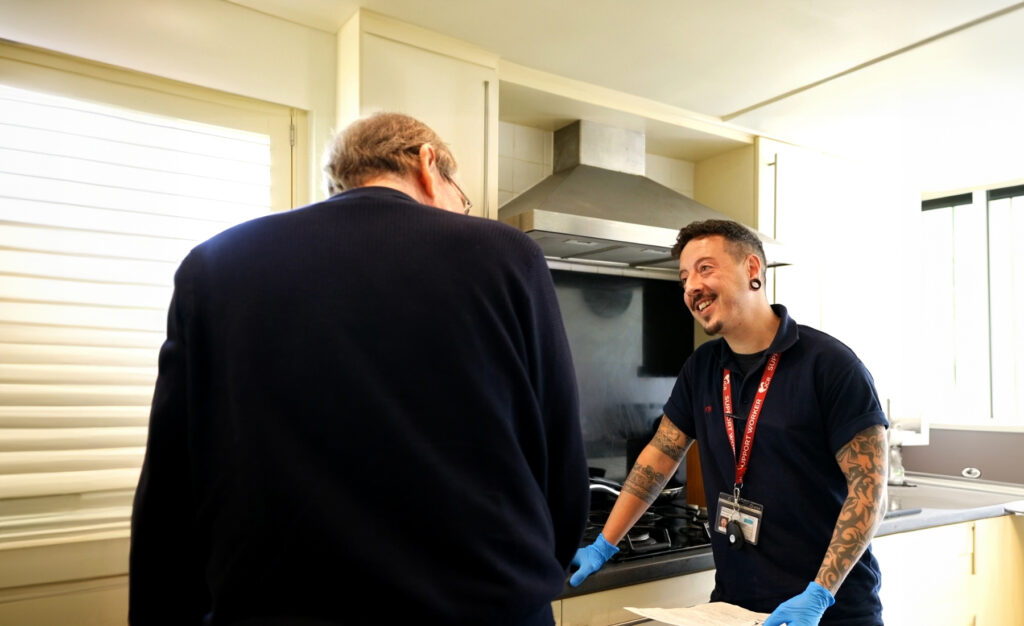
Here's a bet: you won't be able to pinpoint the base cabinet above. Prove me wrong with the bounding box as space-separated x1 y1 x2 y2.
557 569 715 626
872 515 1024 626
973 514 1024 625
873 521 975 625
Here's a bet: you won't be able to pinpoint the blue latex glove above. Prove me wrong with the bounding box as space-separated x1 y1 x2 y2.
763 582 835 626
568 533 619 587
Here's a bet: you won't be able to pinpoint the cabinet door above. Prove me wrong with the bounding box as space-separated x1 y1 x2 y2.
360 33 496 219
755 137 924 425
872 523 975 625
972 515 1024 625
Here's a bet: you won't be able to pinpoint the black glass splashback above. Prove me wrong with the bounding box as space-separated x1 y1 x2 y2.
551 269 694 482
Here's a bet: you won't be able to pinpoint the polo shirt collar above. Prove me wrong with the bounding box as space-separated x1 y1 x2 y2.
716 303 800 368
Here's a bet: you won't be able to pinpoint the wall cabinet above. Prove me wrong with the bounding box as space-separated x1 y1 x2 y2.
751 137 924 427
693 136 924 423
337 12 499 218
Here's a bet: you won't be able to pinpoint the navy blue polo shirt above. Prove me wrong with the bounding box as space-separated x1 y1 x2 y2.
664 305 886 624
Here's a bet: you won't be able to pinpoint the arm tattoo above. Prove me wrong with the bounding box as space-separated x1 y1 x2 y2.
651 418 693 461
623 416 692 505
622 463 669 505
817 425 888 592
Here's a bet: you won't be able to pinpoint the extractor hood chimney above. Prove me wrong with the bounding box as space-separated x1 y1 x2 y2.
498 120 787 273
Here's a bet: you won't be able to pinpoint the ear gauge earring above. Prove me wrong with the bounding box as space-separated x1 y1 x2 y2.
750 278 762 290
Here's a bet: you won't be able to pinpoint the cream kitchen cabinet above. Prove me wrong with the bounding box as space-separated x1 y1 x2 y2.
337 10 499 219
972 514 1024 625
873 520 975 625
695 136 924 427
872 515 1024 625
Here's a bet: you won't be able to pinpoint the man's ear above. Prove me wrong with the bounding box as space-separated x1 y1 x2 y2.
416 143 441 203
746 253 763 281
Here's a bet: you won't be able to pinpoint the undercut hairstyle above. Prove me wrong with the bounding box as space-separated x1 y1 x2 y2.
322 112 458 196
671 219 767 279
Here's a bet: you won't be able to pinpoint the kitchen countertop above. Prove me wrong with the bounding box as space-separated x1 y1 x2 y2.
559 473 1024 599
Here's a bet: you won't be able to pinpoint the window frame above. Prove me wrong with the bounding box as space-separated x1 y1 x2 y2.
921 184 1024 428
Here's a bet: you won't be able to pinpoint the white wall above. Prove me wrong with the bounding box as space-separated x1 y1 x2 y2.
0 0 337 200
498 122 553 206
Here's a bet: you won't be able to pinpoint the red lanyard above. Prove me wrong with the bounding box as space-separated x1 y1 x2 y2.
722 352 780 492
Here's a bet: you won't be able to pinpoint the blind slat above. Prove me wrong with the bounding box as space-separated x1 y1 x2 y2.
0 448 146 473
0 468 141 499
0 275 171 309
0 301 168 332
0 363 157 386
0 249 176 287
0 384 155 407
0 94 270 161
0 172 268 224
0 427 148 451
0 147 271 205
0 322 162 349
0 221 198 262
0 122 272 183
0 406 149 429
0 343 158 367
0 195 239 241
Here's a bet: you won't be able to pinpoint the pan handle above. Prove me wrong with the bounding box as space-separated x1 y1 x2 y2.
590 483 621 496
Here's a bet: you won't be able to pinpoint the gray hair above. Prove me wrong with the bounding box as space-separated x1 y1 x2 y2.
322 112 458 196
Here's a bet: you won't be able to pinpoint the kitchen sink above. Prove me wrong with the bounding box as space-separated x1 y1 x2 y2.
883 507 922 519
887 480 1024 513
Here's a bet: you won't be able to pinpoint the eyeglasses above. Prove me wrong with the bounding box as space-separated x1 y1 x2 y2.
445 174 473 215
405 144 472 214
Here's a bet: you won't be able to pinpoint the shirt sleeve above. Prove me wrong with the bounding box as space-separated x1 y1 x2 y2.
821 357 890 455
663 360 699 440
522 245 590 570
129 250 210 624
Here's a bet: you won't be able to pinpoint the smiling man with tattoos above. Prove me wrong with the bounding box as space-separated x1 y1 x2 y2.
570 219 888 625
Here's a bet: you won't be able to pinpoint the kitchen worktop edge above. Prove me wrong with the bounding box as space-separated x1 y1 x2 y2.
560 476 1024 599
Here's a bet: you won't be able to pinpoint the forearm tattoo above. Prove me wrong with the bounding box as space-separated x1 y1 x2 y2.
622 463 669 505
651 422 692 461
623 418 691 505
817 425 888 592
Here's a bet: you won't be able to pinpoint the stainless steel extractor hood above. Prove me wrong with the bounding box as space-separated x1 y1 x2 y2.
498 120 788 274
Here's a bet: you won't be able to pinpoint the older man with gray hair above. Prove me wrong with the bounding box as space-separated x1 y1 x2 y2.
129 111 589 626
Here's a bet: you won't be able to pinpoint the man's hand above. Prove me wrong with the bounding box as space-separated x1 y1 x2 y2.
763 581 835 626
568 534 618 586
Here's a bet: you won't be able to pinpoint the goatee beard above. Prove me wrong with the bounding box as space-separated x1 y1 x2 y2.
702 320 723 336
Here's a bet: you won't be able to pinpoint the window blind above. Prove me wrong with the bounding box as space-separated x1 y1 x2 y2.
0 83 276 534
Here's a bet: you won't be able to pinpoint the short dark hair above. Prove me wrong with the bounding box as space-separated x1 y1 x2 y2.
322 112 458 195
671 219 767 278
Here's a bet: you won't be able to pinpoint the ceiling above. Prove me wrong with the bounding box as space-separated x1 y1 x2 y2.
228 0 1024 194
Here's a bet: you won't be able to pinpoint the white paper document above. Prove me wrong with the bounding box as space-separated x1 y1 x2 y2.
625 602 770 626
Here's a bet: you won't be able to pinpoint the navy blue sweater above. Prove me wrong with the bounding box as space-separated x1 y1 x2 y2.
129 187 589 625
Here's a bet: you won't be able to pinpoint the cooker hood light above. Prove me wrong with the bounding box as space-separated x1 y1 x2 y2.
498 120 789 272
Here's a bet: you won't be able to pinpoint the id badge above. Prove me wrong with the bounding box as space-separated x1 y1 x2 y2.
714 492 764 546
